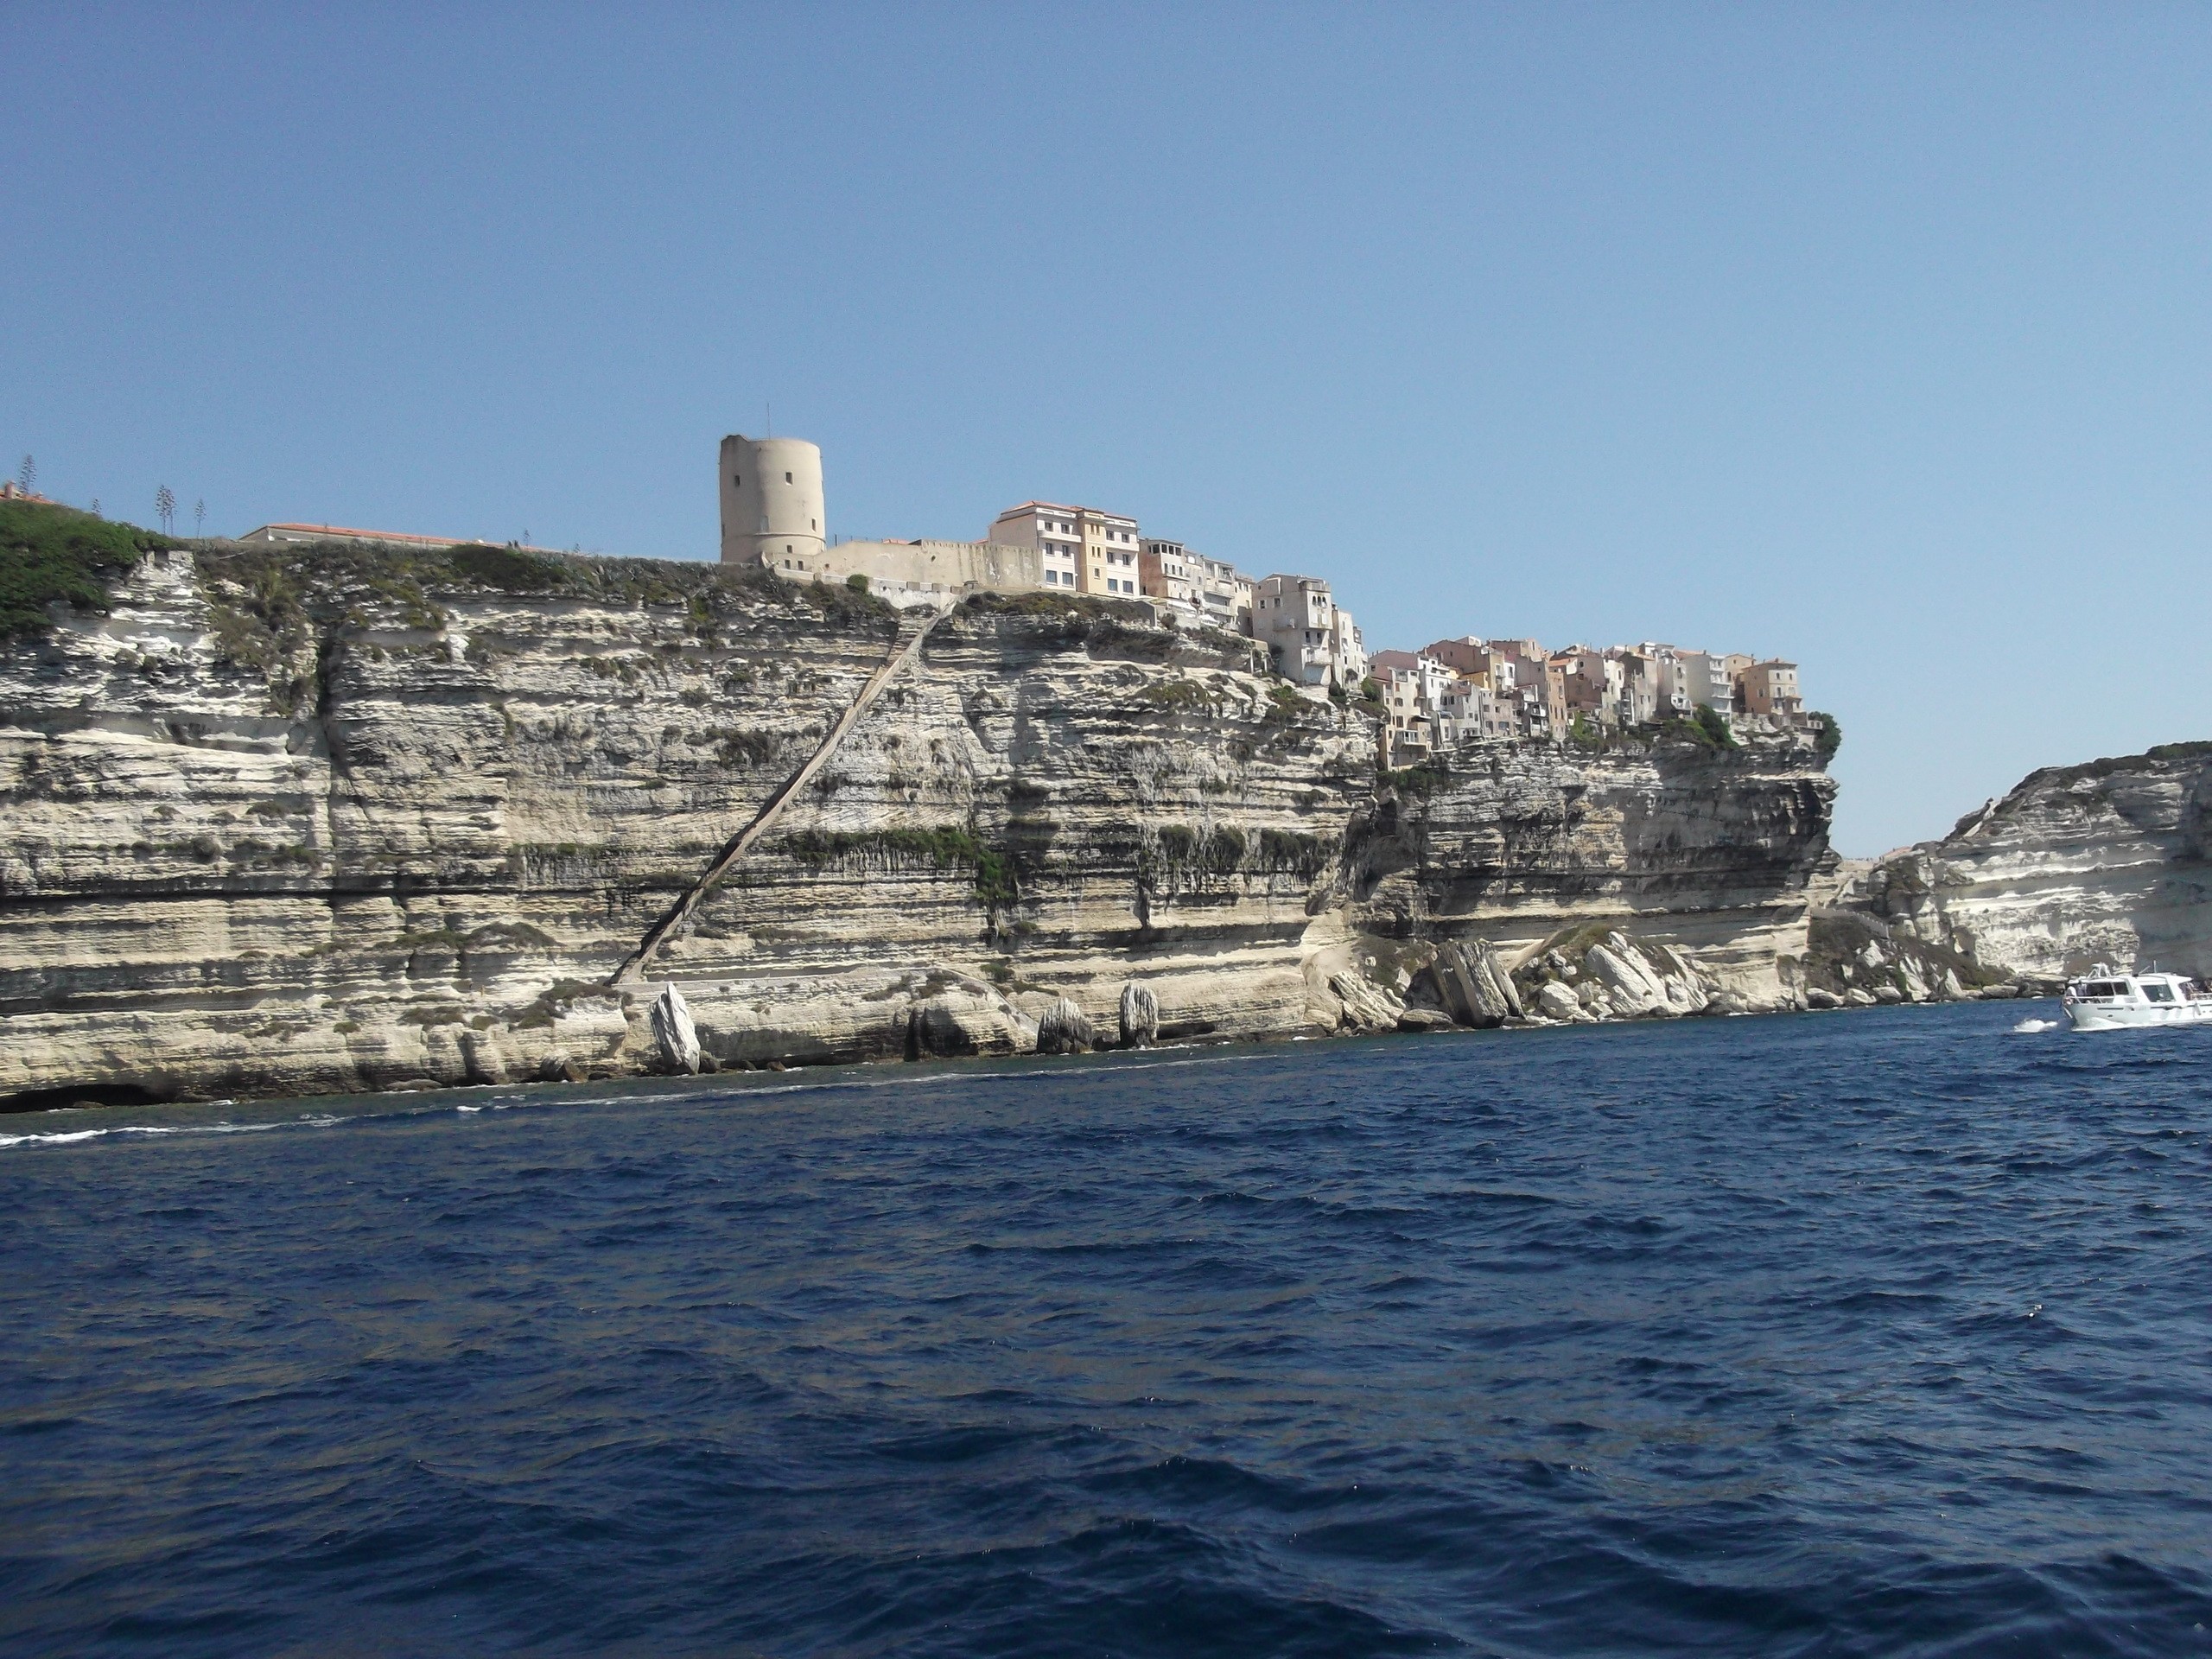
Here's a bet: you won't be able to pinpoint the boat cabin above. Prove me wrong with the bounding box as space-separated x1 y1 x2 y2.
2066 969 2202 1005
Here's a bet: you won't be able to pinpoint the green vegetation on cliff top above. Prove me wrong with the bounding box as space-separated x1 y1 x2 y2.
0 500 899 650
0 499 181 640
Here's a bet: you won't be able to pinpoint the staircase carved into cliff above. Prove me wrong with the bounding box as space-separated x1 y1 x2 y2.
612 602 955 987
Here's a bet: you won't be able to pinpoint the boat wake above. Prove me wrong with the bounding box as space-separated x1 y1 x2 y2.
2013 1017 2062 1033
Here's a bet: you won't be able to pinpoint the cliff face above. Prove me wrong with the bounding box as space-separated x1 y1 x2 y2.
0 532 1839 1105
1336 737 1838 1018
1842 747 2212 980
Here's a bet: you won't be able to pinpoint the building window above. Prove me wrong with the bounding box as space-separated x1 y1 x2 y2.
785 472 792 484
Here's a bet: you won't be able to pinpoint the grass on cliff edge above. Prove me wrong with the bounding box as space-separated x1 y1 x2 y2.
0 499 181 640
0 499 898 647
2023 739 2212 791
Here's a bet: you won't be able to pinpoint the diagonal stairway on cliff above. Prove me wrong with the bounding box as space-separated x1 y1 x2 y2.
612 602 955 987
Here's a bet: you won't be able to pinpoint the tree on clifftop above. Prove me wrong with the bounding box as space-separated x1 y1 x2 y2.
155 485 175 534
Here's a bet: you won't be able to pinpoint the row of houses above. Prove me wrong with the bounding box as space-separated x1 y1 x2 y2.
1369 638 1805 767
707 435 1368 688
983 501 1370 690
718 438 1810 744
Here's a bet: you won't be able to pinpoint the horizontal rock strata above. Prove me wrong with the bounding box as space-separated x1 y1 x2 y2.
0 535 1845 1104
1316 735 1839 1030
1834 745 2212 982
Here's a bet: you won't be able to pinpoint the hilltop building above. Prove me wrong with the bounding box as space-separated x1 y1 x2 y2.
702 434 1810 745
982 501 1087 589
1368 630 1809 766
1254 575 1365 690
1737 658 1802 721
719 435 1266 625
1138 538 1200 612
237 523 567 554
720 435 825 571
984 502 1144 595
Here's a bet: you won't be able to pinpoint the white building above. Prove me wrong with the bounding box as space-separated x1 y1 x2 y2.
1255 574 1364 689
1668 650 1736 717
1332 609 1366 687
983 500 1085 591
236 523 527 551
984 501 1144 595
1254 575 1339 686
1194 556 1255 635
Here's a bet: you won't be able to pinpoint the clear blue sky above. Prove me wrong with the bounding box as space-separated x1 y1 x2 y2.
7 4 2209 854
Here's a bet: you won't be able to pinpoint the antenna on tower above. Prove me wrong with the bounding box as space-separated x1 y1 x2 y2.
766 402 772 437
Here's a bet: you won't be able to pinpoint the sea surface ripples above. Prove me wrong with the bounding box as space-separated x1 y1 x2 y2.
3 1004 2209 1656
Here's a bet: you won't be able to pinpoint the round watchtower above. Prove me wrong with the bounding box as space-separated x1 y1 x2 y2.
719 435 825 569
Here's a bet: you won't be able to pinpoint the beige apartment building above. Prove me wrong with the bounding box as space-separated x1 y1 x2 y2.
1253 575 1338 685
1735 658 1803 722
1608 646 1669 728
1082 508 1143 595
982 501 1088 592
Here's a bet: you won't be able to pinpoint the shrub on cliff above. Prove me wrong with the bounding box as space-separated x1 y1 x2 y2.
1657 706 1740 753
1808 712 1842 762
778 824 1019 906
444 543 570 591
0 499 180 639
1137 678 1212 715
1384 760 1451 798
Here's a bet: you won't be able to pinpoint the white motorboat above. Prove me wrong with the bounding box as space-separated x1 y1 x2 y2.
2061 966 2212 1032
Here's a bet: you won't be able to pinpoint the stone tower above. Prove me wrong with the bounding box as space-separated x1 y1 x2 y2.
719 435 825 569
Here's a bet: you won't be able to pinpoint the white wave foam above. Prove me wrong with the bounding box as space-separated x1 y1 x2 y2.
0 1113 346 1151
2013 1018 2062 1033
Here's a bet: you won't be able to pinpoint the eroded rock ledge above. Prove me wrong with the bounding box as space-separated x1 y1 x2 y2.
0 538 1840 1106
1820 743 2212 989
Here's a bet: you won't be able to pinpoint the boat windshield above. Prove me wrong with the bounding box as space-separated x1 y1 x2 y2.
2144 982 2177 1003
2083 981 2131 998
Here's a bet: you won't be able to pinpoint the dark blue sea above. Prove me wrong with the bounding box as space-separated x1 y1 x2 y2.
3 1002 2210 1656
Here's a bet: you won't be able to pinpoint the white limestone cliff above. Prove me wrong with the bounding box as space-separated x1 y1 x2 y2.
0 537 1842 1105
1838 747 2212 981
